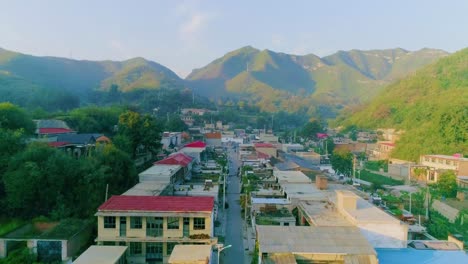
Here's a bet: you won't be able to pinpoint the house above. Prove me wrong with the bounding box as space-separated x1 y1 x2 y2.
281 144 304 153
155 153 194 180
259 133 279 144
254 143 277 158
0 219 92 262
95 196 216 264
370 141 395 160
204 132 222 147
48 133 103 158
215 121 223 130
161 132 183 150
255 226 378 264
168 245 212 264
180 141 207 163
35 119 75 137
295 151 321 165
73 245 127 264
180 108 214 116
139 165 184 184
420 154 468 182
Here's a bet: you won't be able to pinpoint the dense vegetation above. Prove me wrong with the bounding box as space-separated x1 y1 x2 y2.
187 46 447 117
337 48 468 161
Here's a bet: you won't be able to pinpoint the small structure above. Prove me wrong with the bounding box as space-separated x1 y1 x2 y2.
73 245 127 264
273 171 311 184
281 144 304 153
205 132 222 147
139 165 183 184
155 153 194 180
168 245 211 264
161 132 183 150
256 226 378 264
180 141 207 163
35 119 75 137
315 175 328 190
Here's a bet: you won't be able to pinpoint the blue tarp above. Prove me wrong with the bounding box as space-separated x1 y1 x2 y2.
376 248 468 264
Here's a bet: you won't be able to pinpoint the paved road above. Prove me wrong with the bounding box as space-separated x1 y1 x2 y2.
222 146 244 264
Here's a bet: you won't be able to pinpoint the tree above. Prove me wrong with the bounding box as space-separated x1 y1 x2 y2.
330 149 353 177
301 120 323 140
116 110 162 159
165 114 188 132
64 105 124 135
0 102 35 134
436 171 458 198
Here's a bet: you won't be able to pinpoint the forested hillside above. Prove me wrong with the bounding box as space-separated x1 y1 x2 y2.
337 48 468 161
186 46 448 117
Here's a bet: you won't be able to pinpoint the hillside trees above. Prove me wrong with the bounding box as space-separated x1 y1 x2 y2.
300 120 324 140
0 102 35 133
63 105 125 135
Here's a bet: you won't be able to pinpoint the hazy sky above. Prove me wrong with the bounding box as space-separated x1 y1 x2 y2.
1 0 467 77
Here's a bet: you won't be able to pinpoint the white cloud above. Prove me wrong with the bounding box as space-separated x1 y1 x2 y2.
180 13 208 36
175 1 214 41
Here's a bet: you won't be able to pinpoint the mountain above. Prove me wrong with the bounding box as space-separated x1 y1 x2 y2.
0 47 183 109
336 48 468 161
186 46 448 116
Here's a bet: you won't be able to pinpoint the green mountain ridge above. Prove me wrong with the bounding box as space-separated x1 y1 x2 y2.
187 46 448 116
336 48 468 161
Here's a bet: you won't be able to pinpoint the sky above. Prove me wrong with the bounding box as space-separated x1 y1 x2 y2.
1 0 467 77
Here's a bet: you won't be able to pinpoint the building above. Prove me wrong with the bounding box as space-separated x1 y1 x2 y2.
179 141 207 163
204 132 222 147
161 132 183 150
180 108 214 116
139 165 184 184
295 151 321 165
254 143 277 158
256 226 378 264
168 245 212 264
420 154 468 182
73 245 127 264
155 153 194 181
335 190 408 248
273 170 311 184
35 119 75 137
370 141 395 160
95 196 216 264
259 133 279 144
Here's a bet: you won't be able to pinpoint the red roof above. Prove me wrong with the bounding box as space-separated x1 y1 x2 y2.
39 128 74 134
380 142 395 147
154 153 193 167
205 132 221 139
48 141 70 148
254 143 275 148
257 151 271 159
98 196 214 212
317 133 328 139
184 141 207 148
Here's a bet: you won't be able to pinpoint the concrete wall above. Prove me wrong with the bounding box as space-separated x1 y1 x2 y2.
432 200 459 223
388 163 409 179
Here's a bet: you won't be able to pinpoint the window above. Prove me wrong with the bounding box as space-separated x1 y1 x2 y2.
193 218 205 230
103 241 115 246
104 216 116 228
166 242 177 255
146 243 163 261
129 242 142 256
167 217 179 229
130 217 142 229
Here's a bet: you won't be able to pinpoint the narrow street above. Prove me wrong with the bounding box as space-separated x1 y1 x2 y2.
222 146 244 264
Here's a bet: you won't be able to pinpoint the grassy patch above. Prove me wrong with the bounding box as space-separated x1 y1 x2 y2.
365 160 388 172
359 170 403 186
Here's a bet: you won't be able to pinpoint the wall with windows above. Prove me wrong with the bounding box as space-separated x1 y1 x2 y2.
97 215 212 240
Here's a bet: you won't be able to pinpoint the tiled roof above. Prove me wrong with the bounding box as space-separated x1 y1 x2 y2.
38 128 74 134
154 153 193 167
47 141 70 148
205 132 221 139
184 141 207 148
98 196 214 212
254 143 275 148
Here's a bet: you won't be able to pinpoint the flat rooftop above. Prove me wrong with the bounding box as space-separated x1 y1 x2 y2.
338 190 402 224
174 184 219 201
256 225 376 255
139 165 182 182
73 246 127 264
122 182 169 196
251 198 290 205
299 200 352 227
281 183 329 200
168 245 211 264
274 171 311 183
376 248 468 264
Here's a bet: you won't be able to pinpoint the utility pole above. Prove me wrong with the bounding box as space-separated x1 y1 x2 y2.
409 193 412 213
223 172 226 210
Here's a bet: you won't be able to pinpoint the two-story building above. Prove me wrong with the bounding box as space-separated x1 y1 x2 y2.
95 196 215 264
420 154 468 182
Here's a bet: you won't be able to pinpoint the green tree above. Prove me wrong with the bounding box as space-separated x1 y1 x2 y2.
0 102 35 134
64 105 124 135
436 171 458 198
331 149 353 177
116 110 162 158
164 114 188 132
301 120 323 140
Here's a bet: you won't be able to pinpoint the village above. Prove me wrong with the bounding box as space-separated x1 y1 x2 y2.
0 107 466 264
